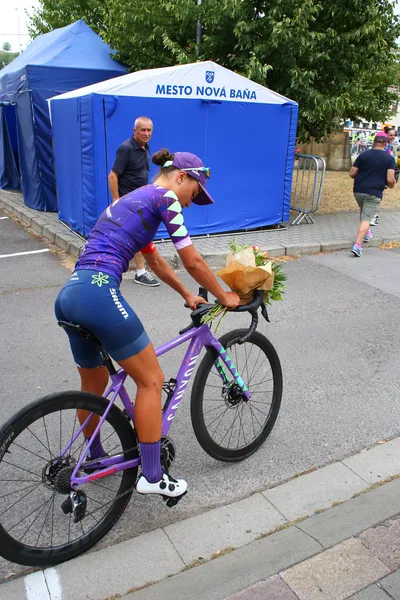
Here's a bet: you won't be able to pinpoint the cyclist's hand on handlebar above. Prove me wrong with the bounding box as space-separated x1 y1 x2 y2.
184 293 208 311
219 291 241 309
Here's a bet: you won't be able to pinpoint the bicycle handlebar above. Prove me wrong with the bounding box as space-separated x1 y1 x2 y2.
179 287 269 344
230 290 266 344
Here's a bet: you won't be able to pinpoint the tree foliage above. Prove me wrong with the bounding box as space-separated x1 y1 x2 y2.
0 50 19 70
27 0 400 140
27 0 107 38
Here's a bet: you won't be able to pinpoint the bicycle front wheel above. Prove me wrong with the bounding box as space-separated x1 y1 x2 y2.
0 391 138 566
191 329 282 462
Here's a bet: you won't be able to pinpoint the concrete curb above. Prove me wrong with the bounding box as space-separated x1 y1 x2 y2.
0 191 86 259
1 435 400 600
1 190 400 269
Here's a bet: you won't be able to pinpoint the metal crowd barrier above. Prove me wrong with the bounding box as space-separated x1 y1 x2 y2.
290 154 326 225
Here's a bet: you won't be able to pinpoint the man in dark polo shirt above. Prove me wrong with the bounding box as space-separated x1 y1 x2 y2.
108 116 160 287
349 131 395 257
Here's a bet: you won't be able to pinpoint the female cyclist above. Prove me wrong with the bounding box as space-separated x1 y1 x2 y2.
55 148 240 501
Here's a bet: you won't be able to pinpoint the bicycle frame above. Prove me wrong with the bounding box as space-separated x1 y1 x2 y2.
68 324 251 488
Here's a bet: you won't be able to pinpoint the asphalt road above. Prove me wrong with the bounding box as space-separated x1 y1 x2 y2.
1 210 400 581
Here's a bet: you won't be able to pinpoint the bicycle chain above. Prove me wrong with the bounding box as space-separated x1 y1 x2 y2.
82 384 178 515
71 445 139 518
77 441 172 520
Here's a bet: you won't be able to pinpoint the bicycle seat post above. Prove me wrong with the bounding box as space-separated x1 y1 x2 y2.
97 343 117 375
58 321 118 375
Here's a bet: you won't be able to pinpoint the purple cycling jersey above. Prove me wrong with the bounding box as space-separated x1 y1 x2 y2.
75 185 192 283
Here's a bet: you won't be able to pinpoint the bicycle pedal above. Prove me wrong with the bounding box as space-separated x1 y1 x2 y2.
162 491 187 508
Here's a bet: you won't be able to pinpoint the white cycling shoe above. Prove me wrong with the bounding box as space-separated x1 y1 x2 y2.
136 472 187 499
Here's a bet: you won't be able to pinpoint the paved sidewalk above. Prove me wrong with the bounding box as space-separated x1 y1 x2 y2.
1 190 400 266
2 436 400 600
223 516 400 600
125 504 400 600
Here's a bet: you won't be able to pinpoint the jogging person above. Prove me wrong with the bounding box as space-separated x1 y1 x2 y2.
55 148 240 500
349 132 395 257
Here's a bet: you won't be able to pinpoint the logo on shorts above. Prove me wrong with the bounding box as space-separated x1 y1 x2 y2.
110 288 129 320
91 272 109 287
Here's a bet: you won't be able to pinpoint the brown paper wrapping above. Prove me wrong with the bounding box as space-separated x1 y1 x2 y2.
216 248 275 303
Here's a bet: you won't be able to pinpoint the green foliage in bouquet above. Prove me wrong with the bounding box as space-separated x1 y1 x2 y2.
201 239 287 330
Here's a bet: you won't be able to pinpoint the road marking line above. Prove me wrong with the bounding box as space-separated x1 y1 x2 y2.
24 571 50 600
0 248 50 259
0 216 9 220
44 569 62 600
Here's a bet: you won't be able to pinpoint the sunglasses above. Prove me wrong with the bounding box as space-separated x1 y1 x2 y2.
180 167 211 179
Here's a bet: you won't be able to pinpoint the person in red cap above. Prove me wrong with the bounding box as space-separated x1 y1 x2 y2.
349 132 396 257
55 147 240 501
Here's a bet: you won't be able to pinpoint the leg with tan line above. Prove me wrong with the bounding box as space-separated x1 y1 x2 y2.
118 344 187 498
77 365 109 458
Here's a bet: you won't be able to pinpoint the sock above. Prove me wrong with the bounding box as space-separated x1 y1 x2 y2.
136 268 147 277
140 441 163 483
354 242 361 248
86 433 106 459
366 229 371 236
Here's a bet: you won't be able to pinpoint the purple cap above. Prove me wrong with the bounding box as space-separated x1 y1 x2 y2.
168 152 214 206
375 131 388 138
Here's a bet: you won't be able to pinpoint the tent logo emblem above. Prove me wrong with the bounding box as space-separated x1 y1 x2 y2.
205 71 215 83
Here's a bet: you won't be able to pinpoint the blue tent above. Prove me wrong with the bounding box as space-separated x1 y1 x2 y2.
0 20 126 211
49 61 298 236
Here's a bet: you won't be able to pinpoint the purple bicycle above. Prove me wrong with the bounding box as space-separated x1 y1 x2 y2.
0 288 282 567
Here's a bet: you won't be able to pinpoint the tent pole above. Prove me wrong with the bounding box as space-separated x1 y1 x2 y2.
15 8 22 54
196 0 202 57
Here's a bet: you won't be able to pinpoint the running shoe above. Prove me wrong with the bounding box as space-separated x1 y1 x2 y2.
134 272 160 287
351 243 363 257
364 231 373 242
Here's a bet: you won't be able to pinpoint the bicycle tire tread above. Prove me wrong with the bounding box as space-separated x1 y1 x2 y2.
0 391 137 567
190 329 282 462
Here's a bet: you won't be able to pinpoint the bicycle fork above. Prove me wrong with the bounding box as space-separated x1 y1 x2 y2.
211 340 251 400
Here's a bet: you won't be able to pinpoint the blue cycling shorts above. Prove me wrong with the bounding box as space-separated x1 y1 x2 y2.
55 270 150 368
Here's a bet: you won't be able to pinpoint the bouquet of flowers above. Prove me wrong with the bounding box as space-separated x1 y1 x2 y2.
202 239 286 330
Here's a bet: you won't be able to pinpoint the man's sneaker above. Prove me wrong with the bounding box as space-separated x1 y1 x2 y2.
370 214 379 226
134 272 160 287
351 243 363 257
136 472 187 498
364 231 373 242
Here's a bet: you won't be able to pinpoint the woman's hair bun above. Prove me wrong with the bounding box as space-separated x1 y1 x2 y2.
152 148 174 166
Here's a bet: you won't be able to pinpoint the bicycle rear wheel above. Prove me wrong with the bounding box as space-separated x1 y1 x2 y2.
0 391 138 566
191 329 282 462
